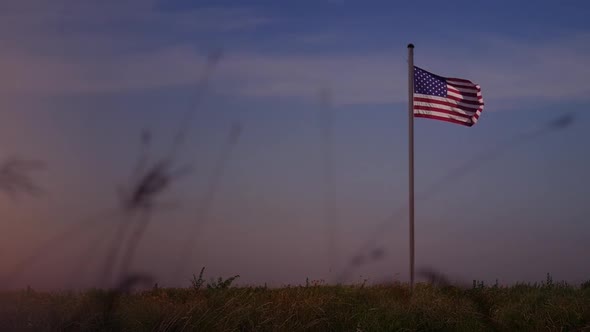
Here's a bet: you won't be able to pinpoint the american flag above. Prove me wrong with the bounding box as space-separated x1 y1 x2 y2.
413 66 484 127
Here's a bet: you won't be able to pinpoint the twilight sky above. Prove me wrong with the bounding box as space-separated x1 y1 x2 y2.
1 0 590 290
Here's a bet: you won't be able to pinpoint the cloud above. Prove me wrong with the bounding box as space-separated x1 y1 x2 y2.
169 7 276 31
218 53 405 105
0 1 275 95
222 35 590 105
4 40 590 107
0 46 404 105
423 35 590 101
0 0 273 47
1 1 589 107
0 46 209 95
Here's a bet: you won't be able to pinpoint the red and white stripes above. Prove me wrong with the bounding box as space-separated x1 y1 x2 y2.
414 77 484 127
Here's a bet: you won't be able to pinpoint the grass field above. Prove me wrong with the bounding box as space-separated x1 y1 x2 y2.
1 277 589 332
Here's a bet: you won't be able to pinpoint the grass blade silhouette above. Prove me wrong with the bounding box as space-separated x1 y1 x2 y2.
318 88 339 278
117 209 152 280
175 123 242 276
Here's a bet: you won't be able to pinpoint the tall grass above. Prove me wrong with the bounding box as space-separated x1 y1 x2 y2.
2 279 589 331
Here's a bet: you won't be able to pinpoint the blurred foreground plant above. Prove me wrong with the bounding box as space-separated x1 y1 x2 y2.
0 157 45 198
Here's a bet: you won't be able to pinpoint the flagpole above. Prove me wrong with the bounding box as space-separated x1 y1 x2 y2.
407 43 415 288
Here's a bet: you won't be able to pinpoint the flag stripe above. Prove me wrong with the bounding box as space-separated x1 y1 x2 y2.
414 103 477 117
447 84 480 94
414 96 481 113
446 77 473 84
447 80 481 91
447 86 480 97
414 109 471 123
414 94 482 110
446 94 483 105
447 81 478 89
447 90 482 102
414 106 473 120
414 114 473 127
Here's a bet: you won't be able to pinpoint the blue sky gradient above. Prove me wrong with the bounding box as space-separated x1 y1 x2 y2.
1 0 589 289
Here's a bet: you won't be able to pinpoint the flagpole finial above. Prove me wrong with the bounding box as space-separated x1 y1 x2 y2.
407 43 414 49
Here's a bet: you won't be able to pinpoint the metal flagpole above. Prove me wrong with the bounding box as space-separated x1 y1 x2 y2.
407 43 415 288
